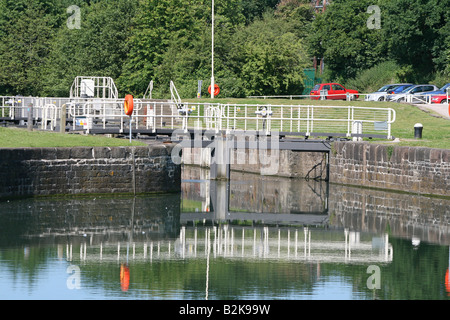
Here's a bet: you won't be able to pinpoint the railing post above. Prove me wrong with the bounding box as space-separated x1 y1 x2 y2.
60 104 66 133
306 106 310 136
27 103 33 132
11 98 15 120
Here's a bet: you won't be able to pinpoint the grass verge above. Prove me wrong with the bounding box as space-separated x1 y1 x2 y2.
0 127 146 148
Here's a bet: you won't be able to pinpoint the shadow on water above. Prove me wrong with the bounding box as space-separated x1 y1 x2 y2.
0 165 449 300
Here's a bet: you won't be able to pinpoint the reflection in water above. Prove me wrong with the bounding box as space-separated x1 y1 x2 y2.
0 166 449 300
120 264 130 292
56 226 391 264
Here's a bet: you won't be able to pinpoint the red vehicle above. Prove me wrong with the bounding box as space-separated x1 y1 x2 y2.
430 95 449 104
310 83 359 100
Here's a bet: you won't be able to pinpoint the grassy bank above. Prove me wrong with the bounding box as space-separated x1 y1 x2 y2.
0 127 146 148
187 98 450 150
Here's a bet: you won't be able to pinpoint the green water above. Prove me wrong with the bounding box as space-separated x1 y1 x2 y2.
0 170 449 300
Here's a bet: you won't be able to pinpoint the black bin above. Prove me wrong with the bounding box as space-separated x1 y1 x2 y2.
414 123 423 139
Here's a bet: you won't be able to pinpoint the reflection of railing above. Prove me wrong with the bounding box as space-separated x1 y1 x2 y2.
63 226 393 264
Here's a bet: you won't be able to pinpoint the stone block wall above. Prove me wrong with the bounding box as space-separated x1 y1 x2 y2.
330 142 449 196
0 143 181 199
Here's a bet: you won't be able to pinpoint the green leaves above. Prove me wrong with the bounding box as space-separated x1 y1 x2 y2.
119 0 312 98
309 0 450 85
0 0 59 95
0 0 307 98
231 14 308 96
43 0 139 97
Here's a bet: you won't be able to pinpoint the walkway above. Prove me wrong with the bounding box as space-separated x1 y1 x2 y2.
415 103 450 120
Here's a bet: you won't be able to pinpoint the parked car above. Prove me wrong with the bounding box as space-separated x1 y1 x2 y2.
387 84 439 103
430 95 449 104
310 83 359 100
422 83 450 96
387 84 414 95
365 84 412 101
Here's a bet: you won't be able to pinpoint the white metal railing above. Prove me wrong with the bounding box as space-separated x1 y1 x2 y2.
70 76 118 100
170 80 182 109
116 101 396 139
143 80 154 99
248 93 360 101
250 91 450 106
0 97 396 139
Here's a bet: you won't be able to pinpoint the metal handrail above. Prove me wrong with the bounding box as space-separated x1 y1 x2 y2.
0 98 396 139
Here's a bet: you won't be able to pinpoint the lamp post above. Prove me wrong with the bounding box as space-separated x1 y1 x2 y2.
211 0 215 99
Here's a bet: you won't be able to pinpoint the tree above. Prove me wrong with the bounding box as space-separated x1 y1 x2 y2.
308 0 450 85
307 0 386 82
42 0 138 97
117 0 213 97
118 0 298 98
381 0 450 82
0 0 60 95
229 12 309 96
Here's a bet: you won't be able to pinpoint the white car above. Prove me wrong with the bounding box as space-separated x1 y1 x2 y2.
388 84 439 103
365 84 412 101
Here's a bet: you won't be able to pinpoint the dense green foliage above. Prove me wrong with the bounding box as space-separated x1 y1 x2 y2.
308 0 450 88
0 0 448 98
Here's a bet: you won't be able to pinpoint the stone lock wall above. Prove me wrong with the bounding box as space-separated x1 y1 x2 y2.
182 142 449 196
330 142 449 197
0 143 181 199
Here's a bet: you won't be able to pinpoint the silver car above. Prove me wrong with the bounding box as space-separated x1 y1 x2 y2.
387 84 439 103
365 84 412 101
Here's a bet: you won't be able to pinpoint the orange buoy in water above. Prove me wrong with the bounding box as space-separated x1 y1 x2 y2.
124 94 134 116
208 84 220 97
120 264 130 292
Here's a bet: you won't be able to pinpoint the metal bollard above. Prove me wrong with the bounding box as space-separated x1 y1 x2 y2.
414 123 423 139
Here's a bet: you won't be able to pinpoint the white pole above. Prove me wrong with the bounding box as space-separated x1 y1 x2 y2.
211 0 215 99
447 87 449 104
129 116 132 143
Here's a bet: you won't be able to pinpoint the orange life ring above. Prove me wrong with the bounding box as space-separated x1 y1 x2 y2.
124 94 134 116
208 84 220 97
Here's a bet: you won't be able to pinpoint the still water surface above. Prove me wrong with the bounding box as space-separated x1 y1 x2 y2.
0 167 449 300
